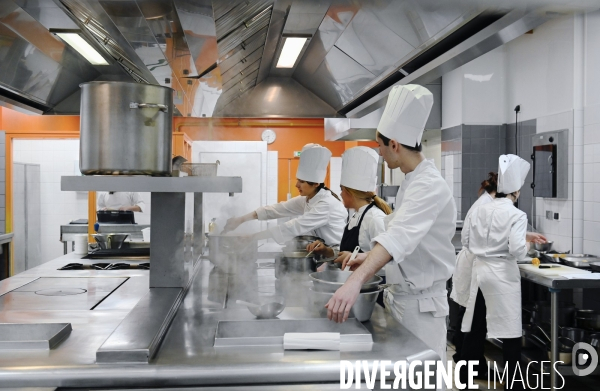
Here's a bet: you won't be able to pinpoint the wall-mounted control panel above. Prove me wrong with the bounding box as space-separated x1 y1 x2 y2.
531 129 568 199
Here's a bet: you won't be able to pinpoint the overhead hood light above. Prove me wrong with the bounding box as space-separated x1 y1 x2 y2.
276 37 307 68
51 29 109 65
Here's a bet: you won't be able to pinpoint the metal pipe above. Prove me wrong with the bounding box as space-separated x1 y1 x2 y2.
550 288 560 391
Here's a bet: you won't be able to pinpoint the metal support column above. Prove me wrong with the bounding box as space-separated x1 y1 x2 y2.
549 287 560 391
193 193 203 261
150 192 187 288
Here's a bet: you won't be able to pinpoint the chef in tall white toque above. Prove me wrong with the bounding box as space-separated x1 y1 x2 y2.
456 155 531 390
223 144 347 246
327 85 457 370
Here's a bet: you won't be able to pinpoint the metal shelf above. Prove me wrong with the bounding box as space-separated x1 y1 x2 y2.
61 175 242 193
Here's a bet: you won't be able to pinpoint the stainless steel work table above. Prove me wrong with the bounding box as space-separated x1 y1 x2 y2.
518 266 600 391
0 253 438 389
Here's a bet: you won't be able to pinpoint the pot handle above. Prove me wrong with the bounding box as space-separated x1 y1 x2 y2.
129 102 168 112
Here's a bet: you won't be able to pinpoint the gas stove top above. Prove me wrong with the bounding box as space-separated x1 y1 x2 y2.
59 263 149 270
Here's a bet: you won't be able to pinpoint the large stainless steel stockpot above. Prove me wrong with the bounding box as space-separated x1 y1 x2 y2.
79 81 173 175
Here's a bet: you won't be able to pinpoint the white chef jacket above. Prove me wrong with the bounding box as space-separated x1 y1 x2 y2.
450 191 494 307
373 159 456 314
255 188 347 245
347 204 387 252
373 159 456 368
97 192 145 212
461 198 527 338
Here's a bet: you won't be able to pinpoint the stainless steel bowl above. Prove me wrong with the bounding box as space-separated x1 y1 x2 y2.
242 295 286 319
92 233 129 250
534 241 554 252
309 287 381 322
310 271 382 293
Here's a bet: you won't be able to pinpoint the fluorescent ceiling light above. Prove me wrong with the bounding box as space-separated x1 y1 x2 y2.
55 32 109 65
276 37 307 68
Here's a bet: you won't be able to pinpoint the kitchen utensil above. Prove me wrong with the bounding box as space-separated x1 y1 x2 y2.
575 311 600 331
96 210 135 224
236 296 285 319
275 252 317 278
590 262 600 273
560 254 599 268
534 241 554 252
309 287 382 322
171 155 187 171
305 242 322 258
560 326 591 343
181 162 219 177
283 236 324 252
79 81 173 176
344 246 361 271
309 270 382 293
92 233 129 250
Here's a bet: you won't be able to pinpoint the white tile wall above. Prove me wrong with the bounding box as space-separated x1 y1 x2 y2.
13 139 87 262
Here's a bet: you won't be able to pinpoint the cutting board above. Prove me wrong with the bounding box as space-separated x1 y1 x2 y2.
519 264 592 277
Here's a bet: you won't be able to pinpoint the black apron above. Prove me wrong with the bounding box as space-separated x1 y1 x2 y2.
339 203 375 252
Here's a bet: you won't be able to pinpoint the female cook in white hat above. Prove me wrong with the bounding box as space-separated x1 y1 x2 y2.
223 144 347 246
455 154 531 390
306 147 391 270
325 84 457 368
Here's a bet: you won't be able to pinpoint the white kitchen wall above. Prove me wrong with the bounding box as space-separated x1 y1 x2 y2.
504 15 575 123
582 10 600 255
13 139 87 261
441 66 463 129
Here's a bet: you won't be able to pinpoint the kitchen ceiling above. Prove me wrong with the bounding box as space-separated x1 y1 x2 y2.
0 0 597 117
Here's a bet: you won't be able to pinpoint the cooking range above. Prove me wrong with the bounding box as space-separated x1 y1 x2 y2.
59 263 149 270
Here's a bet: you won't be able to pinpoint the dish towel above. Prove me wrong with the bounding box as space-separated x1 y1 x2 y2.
283 332 341 350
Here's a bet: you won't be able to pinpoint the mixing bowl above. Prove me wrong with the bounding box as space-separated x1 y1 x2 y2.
309 270 382 293
92 233 129 250
309 287 381 322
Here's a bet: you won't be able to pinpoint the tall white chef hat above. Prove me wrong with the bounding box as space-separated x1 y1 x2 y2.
296 143 332 183
340 147 379 192
498 154 531 194
377 84 434 147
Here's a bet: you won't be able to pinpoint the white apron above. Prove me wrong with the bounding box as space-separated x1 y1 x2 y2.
383 276 448 366
449 247 476 307
461 256 522 339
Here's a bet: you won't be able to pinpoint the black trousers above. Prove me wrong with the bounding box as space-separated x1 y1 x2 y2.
457 289 524 390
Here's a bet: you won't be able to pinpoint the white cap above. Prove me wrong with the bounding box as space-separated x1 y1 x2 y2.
377 84 433 147
340 147 379 192
498 154 530 193
296 144 332 183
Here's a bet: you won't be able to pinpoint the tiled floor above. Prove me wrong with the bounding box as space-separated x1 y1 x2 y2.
446 341 600 391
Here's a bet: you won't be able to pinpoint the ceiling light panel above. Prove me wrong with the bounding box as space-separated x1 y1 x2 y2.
276 37 307 68
55 32 109 65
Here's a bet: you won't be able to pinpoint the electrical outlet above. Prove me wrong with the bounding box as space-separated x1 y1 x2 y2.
546 211 553 220
554 212 561 221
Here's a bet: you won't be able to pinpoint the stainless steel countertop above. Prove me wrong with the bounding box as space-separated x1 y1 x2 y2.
0 253 438 388
519 265 600 289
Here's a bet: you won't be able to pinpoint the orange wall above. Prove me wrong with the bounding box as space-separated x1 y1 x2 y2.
1 107 79 133
173 117 377 201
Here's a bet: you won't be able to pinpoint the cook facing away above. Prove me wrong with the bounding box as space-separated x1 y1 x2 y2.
222 144 347 247
97 192 145 212
326 84 456 367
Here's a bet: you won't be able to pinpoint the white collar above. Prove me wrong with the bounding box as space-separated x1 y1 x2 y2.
404 158 434 183
306 188 328 205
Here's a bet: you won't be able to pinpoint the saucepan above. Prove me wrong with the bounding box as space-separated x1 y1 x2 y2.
283 235 324 252
275 251 317 278
92 233 129 250
534 241 554 252
575 309 600 331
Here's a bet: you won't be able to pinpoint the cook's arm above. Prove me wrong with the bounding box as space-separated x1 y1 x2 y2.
509 214 528 261
268 201 331 244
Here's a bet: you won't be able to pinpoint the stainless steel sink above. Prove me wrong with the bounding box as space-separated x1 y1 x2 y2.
0 323 72 349
214 318 372 347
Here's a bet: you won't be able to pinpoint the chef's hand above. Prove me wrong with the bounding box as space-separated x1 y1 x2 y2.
339 252 368 271
223 217 243 233
306 240 325 254
325 279 362 323
526 232 547 244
